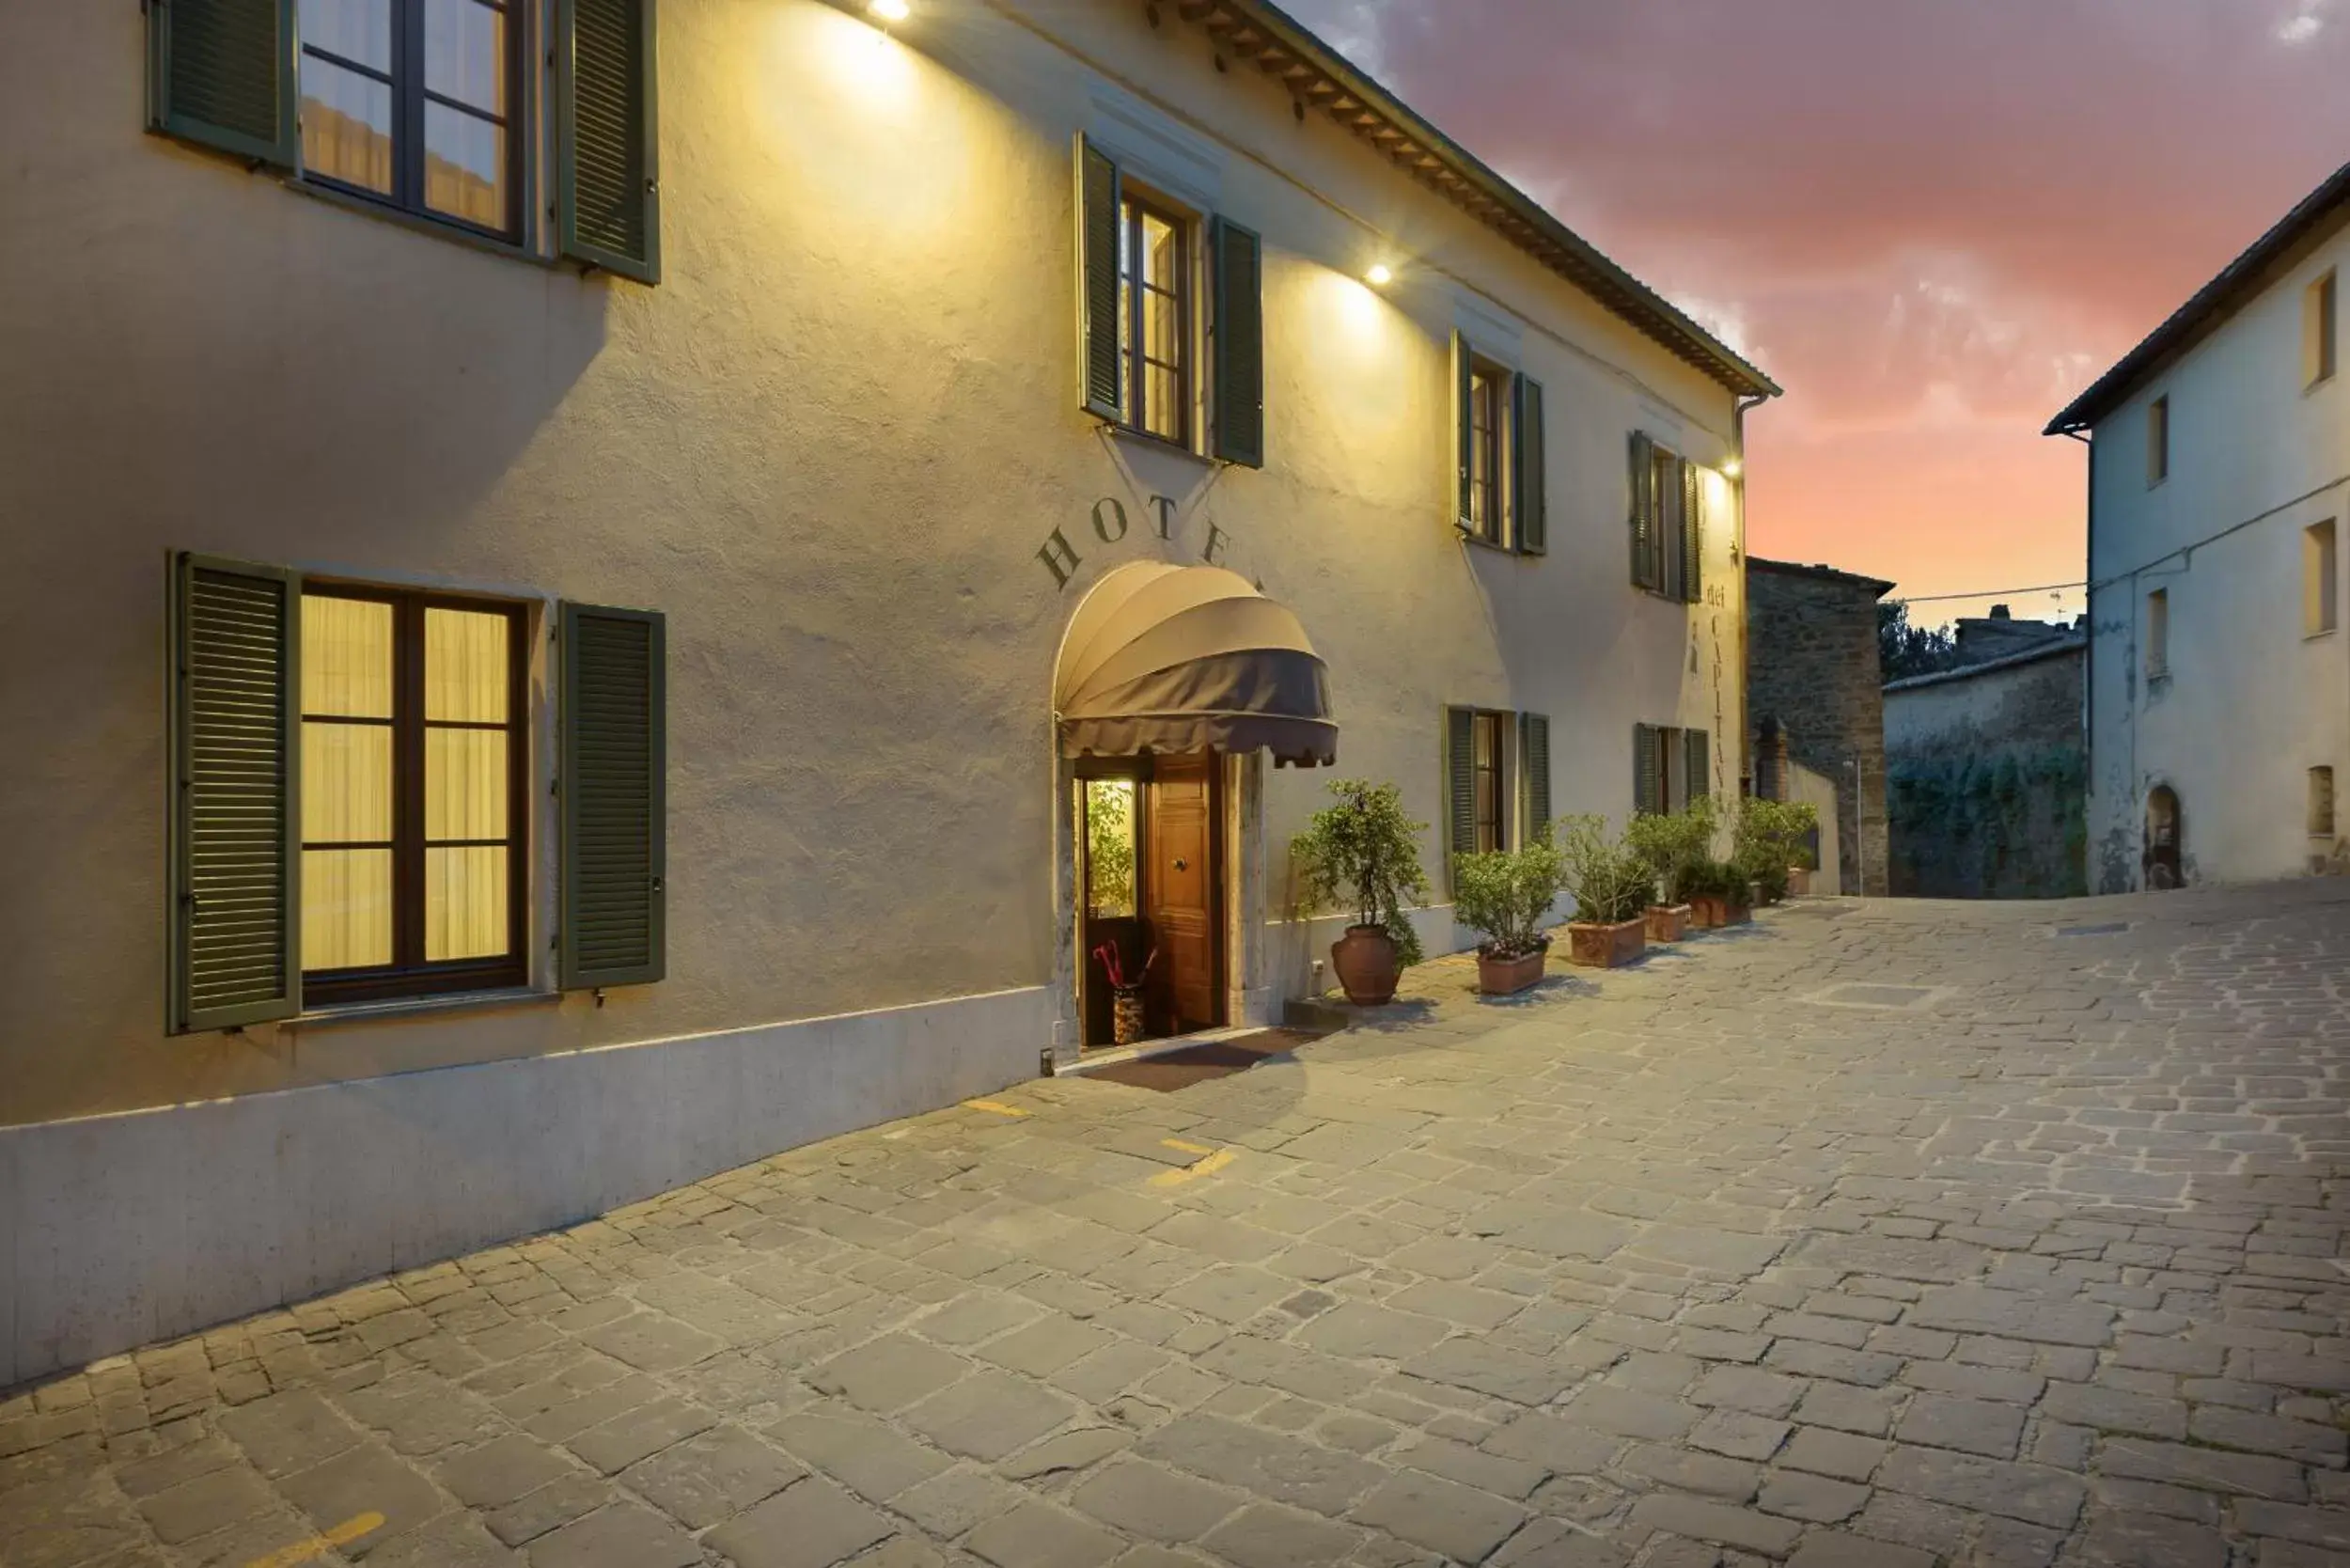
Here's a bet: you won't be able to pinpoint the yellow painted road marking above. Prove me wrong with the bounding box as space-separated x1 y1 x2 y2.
1159 1137 1214 1156
1150 1147 1236 1188
964 1099 1031 1118
243 1513 384 1568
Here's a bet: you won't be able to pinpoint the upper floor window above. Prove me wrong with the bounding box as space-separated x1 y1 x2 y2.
1076 137 1263 466
2147 395 2170 487
2307 519 2339 635
1118 192 1192 447
2145 587 2170 680
298 0 522 238
1452 333 1546 555
1629 434 1701 603
2307 270 2339 389
148 0 658 279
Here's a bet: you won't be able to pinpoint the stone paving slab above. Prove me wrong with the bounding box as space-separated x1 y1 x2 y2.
4 881 2349 1567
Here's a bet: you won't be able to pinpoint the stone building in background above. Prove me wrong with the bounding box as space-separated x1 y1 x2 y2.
1884 615 2089 898
1747 558 1892 896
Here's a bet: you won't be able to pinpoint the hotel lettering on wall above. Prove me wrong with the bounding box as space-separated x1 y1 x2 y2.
1038 494 1236 590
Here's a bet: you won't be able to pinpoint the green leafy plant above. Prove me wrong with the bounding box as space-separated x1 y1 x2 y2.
1676 858 1747 903
1450 823 1568 961
1734 798 1820 904
1556 814 1653 925
1292 779 1432 967
1084 780 1136 917
1626 796 1717 908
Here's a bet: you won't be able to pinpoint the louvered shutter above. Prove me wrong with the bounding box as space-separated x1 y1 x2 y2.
169 555 301 1033
1445 705 1476 880
1210 217 1264 467
1685 729 1710 803
148 0 296 165
1077 135 1123 422
560 603 666 988
1519 713 1551 840
1453 331 1475 526
1633 724 1660 817
556 0 660 283
1515 378 1546 556
1681 458 1703 604
1629 433 1658 590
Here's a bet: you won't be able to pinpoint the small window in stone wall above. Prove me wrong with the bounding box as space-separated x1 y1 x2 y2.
2311 767 2336 838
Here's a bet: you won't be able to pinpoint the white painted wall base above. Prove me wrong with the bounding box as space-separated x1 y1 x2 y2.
0 987 1049 1388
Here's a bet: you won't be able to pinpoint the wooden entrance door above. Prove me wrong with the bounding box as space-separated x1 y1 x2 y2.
1145 753 1223 1033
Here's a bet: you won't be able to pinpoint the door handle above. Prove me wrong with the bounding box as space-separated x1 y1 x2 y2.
1173 857 1188 871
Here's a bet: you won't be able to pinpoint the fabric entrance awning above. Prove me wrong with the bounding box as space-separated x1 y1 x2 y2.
1055 563 1337 767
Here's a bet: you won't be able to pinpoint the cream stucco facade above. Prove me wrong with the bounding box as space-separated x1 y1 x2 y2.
0 0 1763 1382
2055 171 2350 893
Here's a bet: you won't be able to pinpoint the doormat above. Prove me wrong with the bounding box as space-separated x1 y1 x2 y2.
1087 1028 1325 1092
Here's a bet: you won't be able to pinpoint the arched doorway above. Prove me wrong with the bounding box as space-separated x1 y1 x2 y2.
1053 564 1336 1058
2145 786 2184 889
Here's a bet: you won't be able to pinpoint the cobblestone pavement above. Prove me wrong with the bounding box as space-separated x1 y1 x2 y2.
8 883 2350 1568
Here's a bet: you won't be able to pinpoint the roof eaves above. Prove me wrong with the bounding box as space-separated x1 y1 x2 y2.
1189 0 1780 402
2044 159 2350 436
1747 556 1897 596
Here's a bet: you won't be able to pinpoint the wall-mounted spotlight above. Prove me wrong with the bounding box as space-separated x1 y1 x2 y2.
1365 263 1394 288
870 0 910 20
1721 458 1744 478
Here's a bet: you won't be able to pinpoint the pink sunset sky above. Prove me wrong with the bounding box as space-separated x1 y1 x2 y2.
1287 0 2350 623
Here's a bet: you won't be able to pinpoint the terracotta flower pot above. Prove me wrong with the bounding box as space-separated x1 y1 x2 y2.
1476 947 1546 996
1688 894 1752 930
1568 917 1646 968
1644 904 1691 943
1330 924 1402 1005
1787 867 1812 897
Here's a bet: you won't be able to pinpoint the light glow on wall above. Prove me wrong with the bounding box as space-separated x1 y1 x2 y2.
1365 263 1394 287
870 0 910 19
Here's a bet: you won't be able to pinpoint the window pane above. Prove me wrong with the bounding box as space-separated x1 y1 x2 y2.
427 846 509 961
299 0 391 73
1141 212 1177 290
303 848 393 970
424 103 508 229
302 721 394 842
1144 365 1182 442
300 56 394 196
425 727 509 840
302 596 393 717
424 0 506 115
1084 780 1136 919
425 607 509 722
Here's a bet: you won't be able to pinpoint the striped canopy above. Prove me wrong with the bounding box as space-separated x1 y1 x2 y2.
1055 564 1336 767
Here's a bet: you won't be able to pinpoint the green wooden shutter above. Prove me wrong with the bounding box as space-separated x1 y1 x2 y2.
1515 378 1546 556
148 0 296 165
1519 713 1551 839
1453 332 1475 525
1681 458 1703 604
1633 724 1659 817
1445 705 1476 879
556 0 660 283
560 603 666 988
1077 135 1123 423
1685 729 1710 803
1629 432 1657 590
169 554 301 1034
1210 217 1264 468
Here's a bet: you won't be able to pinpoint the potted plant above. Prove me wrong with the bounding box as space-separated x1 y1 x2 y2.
1558 816 1652 967
1292 779 1431 1005
1451 824 1568 996
1734 798 1819 907
1626 797 1716 944
1679 858 1751 930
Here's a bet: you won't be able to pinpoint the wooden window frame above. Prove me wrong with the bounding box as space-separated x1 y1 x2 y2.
1119 186 1195 450
299 0 526 243
302 584 530 1005
1466 362 1509 546
1470 709 1509 853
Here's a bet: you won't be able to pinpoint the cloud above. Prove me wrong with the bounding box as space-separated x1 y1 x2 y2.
1279 0 2350 597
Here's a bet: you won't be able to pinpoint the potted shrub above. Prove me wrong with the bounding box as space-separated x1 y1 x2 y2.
1452 824 1568 996
1626 797 1716 944
1679 858 1751 929
1558 816 1652 967
1292 779 1431 1006
1734 798 1819 907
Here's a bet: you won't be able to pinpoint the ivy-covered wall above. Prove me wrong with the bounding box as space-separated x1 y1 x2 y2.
1885 645 2087 899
